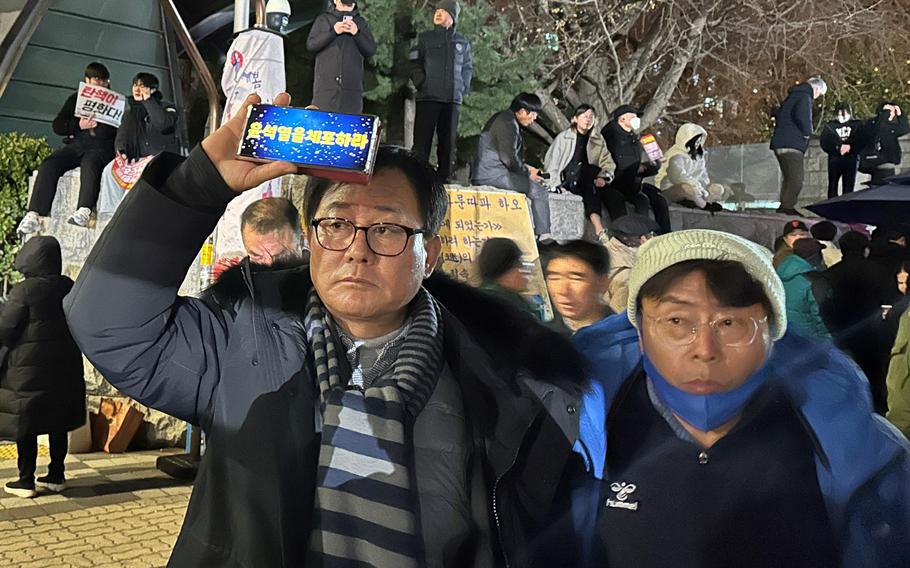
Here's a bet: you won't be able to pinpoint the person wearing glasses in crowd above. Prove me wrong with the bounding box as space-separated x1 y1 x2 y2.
564 229 910 568
64 93 587 567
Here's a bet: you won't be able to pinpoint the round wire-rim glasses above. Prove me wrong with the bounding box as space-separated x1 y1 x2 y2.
310 217 428 257
644 314 769 347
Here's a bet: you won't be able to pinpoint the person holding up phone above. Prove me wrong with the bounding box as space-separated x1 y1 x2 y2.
64 91 588 568
306 0 376 114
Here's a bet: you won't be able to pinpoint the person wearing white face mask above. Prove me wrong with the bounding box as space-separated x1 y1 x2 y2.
601 105 671 234
820 102 863 198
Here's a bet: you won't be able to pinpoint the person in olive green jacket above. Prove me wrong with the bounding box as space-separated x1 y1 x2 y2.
886 306 910 436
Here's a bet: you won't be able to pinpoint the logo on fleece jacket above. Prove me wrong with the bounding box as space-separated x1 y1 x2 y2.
606 481 639 511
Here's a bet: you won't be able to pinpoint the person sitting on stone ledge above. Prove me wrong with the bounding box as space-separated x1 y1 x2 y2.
653 122 725 212
601 105 672 234
543 104 616 239
17 62 116 235
97 72 180 217
471 93 554 243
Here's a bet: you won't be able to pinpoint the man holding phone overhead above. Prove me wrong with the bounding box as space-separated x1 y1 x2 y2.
65 92 588 567
306 0 376 114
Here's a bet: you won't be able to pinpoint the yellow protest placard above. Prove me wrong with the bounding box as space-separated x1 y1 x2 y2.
438 187 552 319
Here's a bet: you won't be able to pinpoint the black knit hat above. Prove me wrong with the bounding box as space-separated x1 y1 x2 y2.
611 104 640 120
437 0 460 22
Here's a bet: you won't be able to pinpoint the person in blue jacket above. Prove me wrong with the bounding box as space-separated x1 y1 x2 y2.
571 229 910 568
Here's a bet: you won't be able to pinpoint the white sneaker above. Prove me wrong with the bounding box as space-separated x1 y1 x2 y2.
67 207 92 227
16 211 39 235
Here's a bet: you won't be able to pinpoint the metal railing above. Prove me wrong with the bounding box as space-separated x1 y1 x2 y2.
0 0 51 98
159 0 221 135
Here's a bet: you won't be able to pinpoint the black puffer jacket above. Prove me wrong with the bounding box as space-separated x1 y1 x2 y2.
0 237 85 440
410 26 473 104
52 92 117 150
861 102 910 166
114 92 180 160
65 149 587 567
306 5 376 114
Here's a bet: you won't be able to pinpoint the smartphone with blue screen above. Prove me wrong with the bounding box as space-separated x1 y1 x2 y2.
237 103 381 183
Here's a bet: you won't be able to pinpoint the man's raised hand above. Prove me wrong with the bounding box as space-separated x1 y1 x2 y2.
201 93 297 193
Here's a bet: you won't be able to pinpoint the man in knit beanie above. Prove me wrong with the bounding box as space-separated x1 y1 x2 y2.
409 0 473 182
566 229 910 568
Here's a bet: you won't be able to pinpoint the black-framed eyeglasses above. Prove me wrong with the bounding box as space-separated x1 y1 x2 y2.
310 217 428 257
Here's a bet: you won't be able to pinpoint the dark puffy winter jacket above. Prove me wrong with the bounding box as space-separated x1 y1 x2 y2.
52 92 117 150
306 6 376 114
409 26 473 104
0 237 85 440
770 83 815 153
114 93 180 160
860 103 910 166
64 148 587 567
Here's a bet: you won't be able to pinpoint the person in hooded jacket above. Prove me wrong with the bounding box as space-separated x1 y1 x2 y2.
601 105 671 234
776 237 832 340
653 122 725 211
409 0 473 182
0 237 85 499
543 104 616 237
770 77 827 215
64 92 587 567
306 0 376 114
98 72 180 215
859 101 909 186
820 102 863 198
570 229 910 568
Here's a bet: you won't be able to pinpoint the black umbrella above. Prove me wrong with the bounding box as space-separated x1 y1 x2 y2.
806 182 910 228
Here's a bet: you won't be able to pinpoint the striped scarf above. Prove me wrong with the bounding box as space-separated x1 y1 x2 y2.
305 287 445 568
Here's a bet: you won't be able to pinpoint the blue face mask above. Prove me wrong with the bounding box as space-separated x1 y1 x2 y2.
643 355 770 431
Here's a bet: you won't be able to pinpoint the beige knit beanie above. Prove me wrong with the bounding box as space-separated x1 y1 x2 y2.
626 229 787 340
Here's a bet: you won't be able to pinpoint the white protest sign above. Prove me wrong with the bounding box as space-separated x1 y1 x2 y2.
74 81 126 128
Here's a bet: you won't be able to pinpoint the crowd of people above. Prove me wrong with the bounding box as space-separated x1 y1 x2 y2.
3 1 910 566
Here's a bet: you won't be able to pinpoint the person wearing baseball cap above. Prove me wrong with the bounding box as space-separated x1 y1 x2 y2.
602 214 660 313
777 237 832 340
568 229 910 568
773 218 810 268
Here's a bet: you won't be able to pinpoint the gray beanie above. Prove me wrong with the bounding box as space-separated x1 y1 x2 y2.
437 0 460 23
626 229 787 340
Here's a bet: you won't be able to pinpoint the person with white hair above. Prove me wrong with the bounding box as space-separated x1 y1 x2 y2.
770 76 827 215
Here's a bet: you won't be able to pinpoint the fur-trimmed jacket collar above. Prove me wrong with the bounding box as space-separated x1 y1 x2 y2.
205 259 587 397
